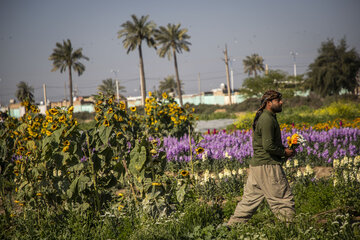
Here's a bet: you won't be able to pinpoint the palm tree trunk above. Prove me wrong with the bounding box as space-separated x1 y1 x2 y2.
68 65 73 106
138 44 146 106
172 48 183 107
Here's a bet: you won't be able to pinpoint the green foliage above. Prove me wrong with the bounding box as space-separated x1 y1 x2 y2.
97 78 126 97
242 53 265 77
15 81 34 103
307 38 360 97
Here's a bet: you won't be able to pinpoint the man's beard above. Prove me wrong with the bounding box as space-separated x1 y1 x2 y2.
271 105 282 113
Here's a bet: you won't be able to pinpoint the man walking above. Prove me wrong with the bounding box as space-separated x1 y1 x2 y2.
227 90 295 225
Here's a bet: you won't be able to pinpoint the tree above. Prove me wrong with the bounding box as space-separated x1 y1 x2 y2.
49 39 89 106
239 70 299 98
158 75 183 95
118 15 156 106
16 81 34 103
242 53 265 77
155 23 191 106
98 78 126 97
307 38 360 97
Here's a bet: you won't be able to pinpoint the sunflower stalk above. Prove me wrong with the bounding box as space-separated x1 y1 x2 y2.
188 126 194 175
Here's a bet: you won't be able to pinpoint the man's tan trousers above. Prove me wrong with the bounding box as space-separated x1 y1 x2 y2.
228 165 295 225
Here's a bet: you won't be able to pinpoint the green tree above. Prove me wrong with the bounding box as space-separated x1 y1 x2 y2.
307 38 360 97
15 81 34 103
49 39 89 106
158 75 184 95
118 15 156 106
240 70 299 98
98 78 126 97
155 23 191 106
242 53 265 77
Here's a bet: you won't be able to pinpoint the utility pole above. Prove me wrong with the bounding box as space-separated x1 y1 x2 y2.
64 82 67 102
43 84 47 112
290 51 298 77
116 80 120 102
198 73 201 104
223 44 232 105
265 64 269 75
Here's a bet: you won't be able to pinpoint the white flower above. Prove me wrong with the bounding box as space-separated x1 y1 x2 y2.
224 152 231 159
232 170 237 176
333 178 338 187
286 160 291 168
354 156 360 166
341 156 349 166
203 170 210 182
305 164 313 175
238 168 244 176
218 173 224 179
356 172 360 183
224 168 231 177
296 170 302 178
293 159 299 167
210 173 216 179
333 159 340 168
202 151 208 162
343 170 349 183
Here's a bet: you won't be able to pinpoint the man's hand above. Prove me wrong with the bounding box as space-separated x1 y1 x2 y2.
285 148 295 158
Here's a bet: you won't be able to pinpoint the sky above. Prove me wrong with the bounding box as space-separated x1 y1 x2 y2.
0 0 359 105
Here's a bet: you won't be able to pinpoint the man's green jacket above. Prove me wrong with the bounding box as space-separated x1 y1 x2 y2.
250 109 286 166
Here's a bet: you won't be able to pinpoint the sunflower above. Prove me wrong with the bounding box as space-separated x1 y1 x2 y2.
95 107 101 113
46 130 52 136
97 100 103 105
68 106 74 114
36 192 42 197
195 147 205 155
62 146 69 152
150 149 157 155
116 131 122 137
107 108 113 114
118 204 124 211
103 120 110 127
130 107 136 112
51 124 57 131
59 115 66 123
49 108 59 115
63 140 70 146
180 170 189 177
152 182 161 186
119 102 126 110
117 193 124 197
162 92 168 99
148 91 152 97
108 98 113 104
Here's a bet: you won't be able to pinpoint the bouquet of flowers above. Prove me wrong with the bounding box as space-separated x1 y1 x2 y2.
287 133 306 150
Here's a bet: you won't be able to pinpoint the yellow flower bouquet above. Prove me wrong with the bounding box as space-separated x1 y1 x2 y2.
287 133 306 150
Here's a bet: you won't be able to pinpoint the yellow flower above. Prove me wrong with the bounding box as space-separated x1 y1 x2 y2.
107 108 113 114
68 106 74 113
108 98 113 104
97 100 103 105
62 146 69 152
148 91 152 97
162 92 168 99
196 147 205 155
64 140 70 146
59 115 66 123
49 108 59 115
119 102 126 110
118 204 124 211
152 182 161 186
180 170 189 177
95 107 101 113
36 192 42 197
130 107 136 112
103 120 110 127
150 149 157 155
118 116 123 122
46 130 52 136
51 124 57 131
117 193 124 198
27 115 32 121
13 170 19 176
116 131 122 137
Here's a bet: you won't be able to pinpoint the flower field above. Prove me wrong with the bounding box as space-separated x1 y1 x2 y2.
1 96 360 239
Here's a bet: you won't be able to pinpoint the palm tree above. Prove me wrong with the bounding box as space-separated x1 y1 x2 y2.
155 23 191 107
243 53 265 78
98 78 126 97
158 75 183 95
49 39 89 106
16 81 34 103
118 15 156 106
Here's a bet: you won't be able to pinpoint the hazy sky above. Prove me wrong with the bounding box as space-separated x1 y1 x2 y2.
1 0 359 105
